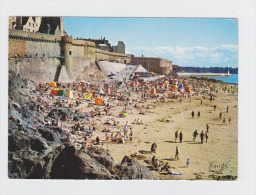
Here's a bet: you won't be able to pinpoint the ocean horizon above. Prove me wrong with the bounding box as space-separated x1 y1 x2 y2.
210 74 238 84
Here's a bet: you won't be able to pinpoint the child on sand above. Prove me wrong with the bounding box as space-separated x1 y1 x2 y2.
186 158 190 168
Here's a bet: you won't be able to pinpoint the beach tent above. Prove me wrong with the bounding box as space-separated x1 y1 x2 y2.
57 89 67 96
115 65 137 82
98 61 126 78
134 64 148 73
51 88 67 96
51 88 59 96
84 93 93 100
178 82 184 90
50 82 57 87
95 97 103 105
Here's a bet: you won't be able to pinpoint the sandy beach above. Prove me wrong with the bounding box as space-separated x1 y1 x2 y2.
62 78 238 180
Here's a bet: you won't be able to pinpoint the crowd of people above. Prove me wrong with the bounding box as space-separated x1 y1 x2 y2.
31 75 237 177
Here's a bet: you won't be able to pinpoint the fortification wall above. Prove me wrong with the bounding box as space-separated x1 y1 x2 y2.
8 30 132 82
95 49 131 64
132 57 172 75
26 41 61 57
9 29 61 58
9 58 60 82
9 29 61 41
9 39 26 57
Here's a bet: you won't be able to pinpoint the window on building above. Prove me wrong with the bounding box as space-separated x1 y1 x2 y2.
69 51 72 55
29 23 31 26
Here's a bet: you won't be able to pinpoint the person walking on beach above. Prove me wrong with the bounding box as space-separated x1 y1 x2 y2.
191 111 195 118
197 111 201 118
123 121 128 136
193 130 198 142
214 105 217 111
205 132 209 143
200 130 204 144
228 117 231 125
226 106 229 113
174 146 180 160
222 118 226 124
219 112 222 119
179 131 183 143
175 130 179 142
206 124 209 133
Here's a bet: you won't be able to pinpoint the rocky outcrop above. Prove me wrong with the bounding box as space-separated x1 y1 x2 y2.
8 71 156 180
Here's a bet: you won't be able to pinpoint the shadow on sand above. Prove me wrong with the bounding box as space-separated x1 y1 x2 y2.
138 150 152 154
162 158 177 161
187 142 202 144
164 141 179 143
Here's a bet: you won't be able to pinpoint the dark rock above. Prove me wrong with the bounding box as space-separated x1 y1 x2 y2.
48 108 72 120
8 72 157 180
116 156 156 180
50 145 114 179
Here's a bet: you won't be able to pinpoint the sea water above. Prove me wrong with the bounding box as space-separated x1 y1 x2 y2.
210 74 238 84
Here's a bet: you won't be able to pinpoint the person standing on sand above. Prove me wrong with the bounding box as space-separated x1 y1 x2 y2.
200 130 204 144
179 131 183 143
193 130 198 142
151 143 157 153
219 112 222 119
214 105 217 111
228 117 231 125
197 111 201 118
222 118 226 124
175 130 179 142
205 132 209 143
226 106 229 113
174 146 180 160
191 111 195 118
206 124 209 133
123 121 128 136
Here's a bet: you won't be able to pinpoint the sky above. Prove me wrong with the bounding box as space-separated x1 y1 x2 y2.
64 17 238 68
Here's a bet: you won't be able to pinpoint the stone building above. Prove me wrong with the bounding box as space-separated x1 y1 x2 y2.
38 17 64 36
112 41 125 54
9 17 64 36
131 56 173 75
10 17 42 33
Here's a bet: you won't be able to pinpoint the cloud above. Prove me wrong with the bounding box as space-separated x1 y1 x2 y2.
127 44 238 67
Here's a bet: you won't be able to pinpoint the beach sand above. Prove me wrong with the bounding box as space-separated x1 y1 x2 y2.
100 83 238 180
65 80 238 180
